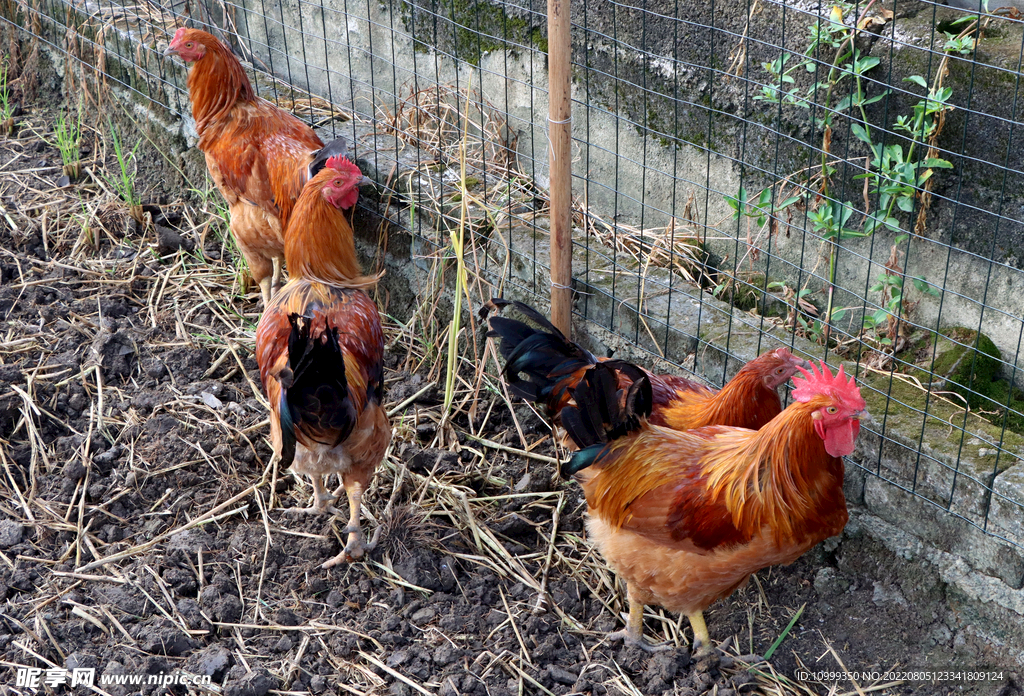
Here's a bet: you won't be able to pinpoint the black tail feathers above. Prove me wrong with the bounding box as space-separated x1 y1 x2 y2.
560 363 652 478
483 298 598 410
278 313 357 469
308 136 349 179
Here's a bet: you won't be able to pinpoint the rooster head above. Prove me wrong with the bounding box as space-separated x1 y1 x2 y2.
320 156 371 211
791 361 866 458
750 347 811 390
165 27 211 62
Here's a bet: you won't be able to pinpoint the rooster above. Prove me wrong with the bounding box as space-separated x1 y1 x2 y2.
165 26 350 304
561 361 863 652
484 299 808 436
255 156 390 568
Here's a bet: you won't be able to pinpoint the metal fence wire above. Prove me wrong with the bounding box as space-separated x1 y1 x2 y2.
6 0 1024 559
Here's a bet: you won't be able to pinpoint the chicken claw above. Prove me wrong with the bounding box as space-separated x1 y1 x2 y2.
286 475 341 516
322 524 382 568
607 593 673 653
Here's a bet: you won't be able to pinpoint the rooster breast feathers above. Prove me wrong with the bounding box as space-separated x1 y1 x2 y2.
256 280 385 463
200 100 345 227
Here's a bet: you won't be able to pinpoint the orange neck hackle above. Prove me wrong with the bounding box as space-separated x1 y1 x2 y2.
700 396 846 544
585 394 846 547
180 30 255 134
284 165 375 287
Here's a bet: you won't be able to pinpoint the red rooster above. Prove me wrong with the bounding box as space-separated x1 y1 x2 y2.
561 361 863 652
485 299 807 435
255 156 389 568
165 27 349 304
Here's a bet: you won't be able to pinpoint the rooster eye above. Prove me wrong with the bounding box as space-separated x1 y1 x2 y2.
826 406 838 414
185 42 193 47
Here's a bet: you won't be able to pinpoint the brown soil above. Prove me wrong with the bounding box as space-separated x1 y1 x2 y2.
0 43 1021 696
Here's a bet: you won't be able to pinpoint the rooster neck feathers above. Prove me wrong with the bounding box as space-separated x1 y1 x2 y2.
283 161 373 287
184 35 256 135
699 403 845 545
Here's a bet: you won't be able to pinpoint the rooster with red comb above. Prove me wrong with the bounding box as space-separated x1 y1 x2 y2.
256 156 390 568
560 359 864 653
165 26 352 304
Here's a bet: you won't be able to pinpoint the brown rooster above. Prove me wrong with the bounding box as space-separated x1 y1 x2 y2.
165 27 349 304
485 299 808 435
561 361 863 652
255 156 389 568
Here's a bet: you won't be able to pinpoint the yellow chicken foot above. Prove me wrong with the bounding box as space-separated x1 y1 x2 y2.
607 588 671 653
323 481 377 568
688 611 713 656
286 475 341 516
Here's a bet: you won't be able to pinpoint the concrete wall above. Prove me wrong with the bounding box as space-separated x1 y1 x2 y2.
9 0 1024 659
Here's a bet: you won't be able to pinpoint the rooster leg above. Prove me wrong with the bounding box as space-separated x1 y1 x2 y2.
258 276 273 306
687 611 713 655
322 481 374 568
287 475 341 516
607 585 671 653
270 256 283 296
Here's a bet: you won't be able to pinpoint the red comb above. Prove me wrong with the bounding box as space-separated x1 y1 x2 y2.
791 360 861 404
324 155 359 173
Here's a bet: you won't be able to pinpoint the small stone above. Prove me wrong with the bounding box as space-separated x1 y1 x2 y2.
202 391 224 410
547 666 577 685
411 607 436 624
185 645 233 678
813 567 849 597
0 521 24 549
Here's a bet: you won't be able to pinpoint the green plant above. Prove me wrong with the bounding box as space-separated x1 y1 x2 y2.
54 104 84 179
0 61 14 135
728 0 976 349
106 119 143 222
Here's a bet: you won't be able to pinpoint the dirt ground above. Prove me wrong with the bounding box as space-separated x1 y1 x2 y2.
0 43 1022 696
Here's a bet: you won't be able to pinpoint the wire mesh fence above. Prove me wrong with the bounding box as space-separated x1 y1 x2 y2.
5 0 1024 560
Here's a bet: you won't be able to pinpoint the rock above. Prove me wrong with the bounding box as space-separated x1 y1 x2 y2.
411 607 436 624
813 567 849 596
202 391 224 409
871 581 908 606
184 644 233 679
547 666 577 685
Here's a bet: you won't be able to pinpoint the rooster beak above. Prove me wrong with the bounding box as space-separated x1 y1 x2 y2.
358 175 372 187
164 44 179 58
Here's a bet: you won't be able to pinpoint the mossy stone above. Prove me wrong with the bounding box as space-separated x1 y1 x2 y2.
928 327 1002 408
